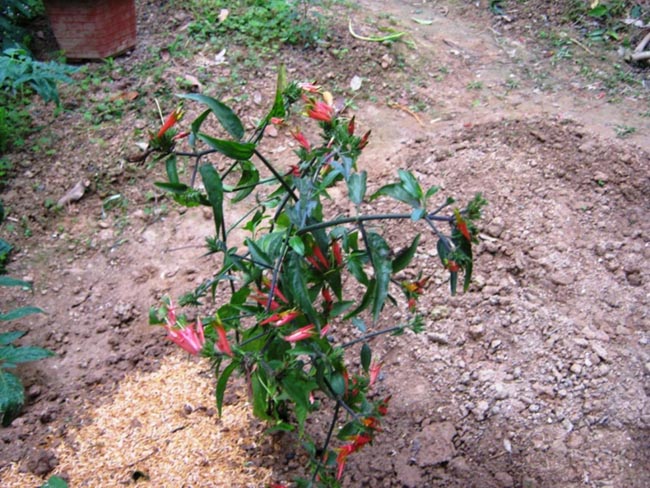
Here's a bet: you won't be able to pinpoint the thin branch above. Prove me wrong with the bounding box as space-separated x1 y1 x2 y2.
254 149 298 201
341 325 404 348
311 402 341 485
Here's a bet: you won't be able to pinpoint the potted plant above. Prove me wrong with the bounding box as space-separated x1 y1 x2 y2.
43 0 136 60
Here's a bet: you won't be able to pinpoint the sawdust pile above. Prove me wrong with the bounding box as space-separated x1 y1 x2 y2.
1 354 274 487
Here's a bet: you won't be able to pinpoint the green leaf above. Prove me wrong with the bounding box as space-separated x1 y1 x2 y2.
0 345 54 365
398 169 423 201
411 208 425 221
366 232 392 323
370 182 420 208
0 331 26 346
330 300 354 317
281 371 315 418
287 254 320 326
352 317 366 332
360 343 371 373
154 181 190 194
165 154 179 184
0 276 32 288
450 270 458 296
197 133 256 160
199 164 224 237
344 279 375 320
0 370 23 426
392 234 420 273
289 235 305 256
245 238 273 268
179 93 245 140
251 372 271 420
328 373 346 397
588 5 608 17
437 238 450 265
347 171 367 205
216 361 238 416
425 185 439 200
40 476 69 488
268 65 287 121
189 109 211 147
0 306 45 321
0 200 4 224
231 160 259 203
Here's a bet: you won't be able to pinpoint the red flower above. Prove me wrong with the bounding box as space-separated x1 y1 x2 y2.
260 310 301 327
454 208 472 241
369 361 382 387
446 260 460 273
307 244 330 272
270 117 285 125
347 116 356 136
164 317 205 355
283 324 316 343
358 130 371 149
299 82 321 93
307 100 334 123
336 434 374 479
215 324 232 357
378 395 391 416
331 239 343 267
291 130 311 151
157 107 184 139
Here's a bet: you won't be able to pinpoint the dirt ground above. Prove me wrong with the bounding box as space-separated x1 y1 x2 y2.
1 0 649 487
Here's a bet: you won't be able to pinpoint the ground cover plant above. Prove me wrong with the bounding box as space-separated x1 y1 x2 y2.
144 70 484 485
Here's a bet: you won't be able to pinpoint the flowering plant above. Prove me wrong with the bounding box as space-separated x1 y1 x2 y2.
146 68 485 486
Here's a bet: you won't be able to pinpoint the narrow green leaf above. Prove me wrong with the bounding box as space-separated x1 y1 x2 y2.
199 164 224 237
251 372 271 420
344 279 375 320
351 317 366 332
269 65 287 120
245 238 273 268
216 361 238 416
437 238 450 265
165 154 179 184
411 208 425 221
370 183 420 208
0 276 32 289
0 306 45 321
366 232 392 323
289 235 305 256
189 109 211 147
330 300 354 317
0 370 24 426
197 133 256 160
179 93 244 140
0 345 54 365
392 234 420 273
154 181 190 194
0 331 26 346
287 253 320 326
231 160 259 203
398 169 423 201
360 343 371 373
347 171 367 205
450 271 458 296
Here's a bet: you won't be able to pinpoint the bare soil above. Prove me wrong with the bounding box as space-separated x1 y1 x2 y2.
1 1 649 487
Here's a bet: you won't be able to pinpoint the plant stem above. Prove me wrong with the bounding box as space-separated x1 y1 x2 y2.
254 149 298 201
341 325 404 348
310 402 340 485
298 212 452 235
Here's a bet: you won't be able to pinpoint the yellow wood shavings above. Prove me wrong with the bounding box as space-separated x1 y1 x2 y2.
1 354 273 487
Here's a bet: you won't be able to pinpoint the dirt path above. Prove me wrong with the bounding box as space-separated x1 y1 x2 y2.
1 1 649 487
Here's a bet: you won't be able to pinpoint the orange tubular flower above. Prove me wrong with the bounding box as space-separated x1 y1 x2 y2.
164 317 205 355
299 81 321 93
336 434 374 480
283 324 316 343
307 100 334 123
358 130 371 149
369 361 382 387
446 260 460 273
215 324 233 357
157 107 184 139
291 129 311 151
331 239 343 267
454 208 472 241
347 116 356 136
260 310 301 327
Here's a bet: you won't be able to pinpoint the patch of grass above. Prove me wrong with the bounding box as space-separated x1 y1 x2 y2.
614 124 636 138
466 80 483 90
179 0 329 54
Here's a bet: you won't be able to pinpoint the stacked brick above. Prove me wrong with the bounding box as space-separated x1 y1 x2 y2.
44 0 137 60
